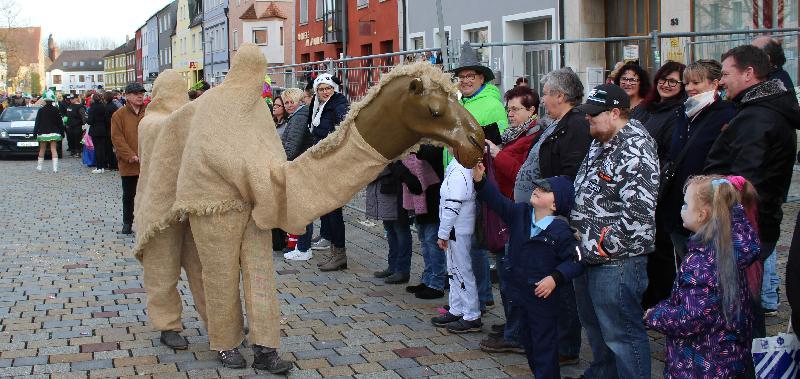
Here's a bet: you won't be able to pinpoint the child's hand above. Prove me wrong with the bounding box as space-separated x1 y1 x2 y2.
534 276 556 298
472 162 485 182
643 308 653 320
437 239 449 250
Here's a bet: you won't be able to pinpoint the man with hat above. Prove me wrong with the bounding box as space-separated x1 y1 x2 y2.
570 84 659 378
111 83 147 235
450 41 507 314
64 93 86 157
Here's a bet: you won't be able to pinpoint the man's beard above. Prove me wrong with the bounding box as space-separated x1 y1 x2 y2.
589 125 615 142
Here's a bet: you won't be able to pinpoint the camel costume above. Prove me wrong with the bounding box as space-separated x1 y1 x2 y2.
133 43 484 356
133 70 207 333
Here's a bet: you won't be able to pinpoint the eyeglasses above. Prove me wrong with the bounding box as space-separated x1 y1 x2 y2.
506 106 528 113
316 86 334 93
274 104 283 107
657 78 682 88
620 76 640 83
457 73 477 81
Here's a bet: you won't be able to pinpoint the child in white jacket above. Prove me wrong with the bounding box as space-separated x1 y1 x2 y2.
431 157 482 333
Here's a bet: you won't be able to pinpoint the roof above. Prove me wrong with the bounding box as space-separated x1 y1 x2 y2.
104 39 136 58
0 27 43 77
47 50 110 72
240 2 287 20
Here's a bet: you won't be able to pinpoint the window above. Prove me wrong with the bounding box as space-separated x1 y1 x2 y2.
79 61 85 67
357 0 368 8
53 75 61 84
70 75 75 83
300 0 308 24
233 29 239 49
411 37 423 50
316 0 323 20
88 75 93 82
72 61 77 67
192 34 196 52
466 27 489 65
97 75 102 83
280 27 284 45
253 29 268 45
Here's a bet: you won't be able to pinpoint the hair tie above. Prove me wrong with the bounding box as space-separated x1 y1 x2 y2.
726 175 747 191
711 178 730 188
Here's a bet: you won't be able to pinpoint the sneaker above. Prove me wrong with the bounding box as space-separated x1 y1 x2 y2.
479 337 524 354
218 348 246 369
159 331 188 350
445 318 482 333
415 286 445 299
373 268 393 278
252 345 293 374
431 311 461 327
559 355 580 366
91 168 105 173
406 283 427 293
763 308 779 317
283 249 312 261
384 272 410 284
311 238 331 250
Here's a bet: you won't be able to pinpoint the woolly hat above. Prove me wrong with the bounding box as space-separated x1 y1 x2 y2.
313 73 339 93
531 176 575 217
41 89 56 102
452 41 494 81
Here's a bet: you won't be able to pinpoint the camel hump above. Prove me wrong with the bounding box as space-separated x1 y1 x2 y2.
226 43 267 86
150 69 190 110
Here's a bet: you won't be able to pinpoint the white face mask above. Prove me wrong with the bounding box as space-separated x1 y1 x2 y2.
684 90 717 119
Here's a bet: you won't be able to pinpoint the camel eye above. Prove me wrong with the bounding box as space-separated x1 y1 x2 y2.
429 106 442 118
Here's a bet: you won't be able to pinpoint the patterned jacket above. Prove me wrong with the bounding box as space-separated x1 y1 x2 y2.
645 205 760 378
570 120 659 264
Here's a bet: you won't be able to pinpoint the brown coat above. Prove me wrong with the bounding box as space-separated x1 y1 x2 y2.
111 102 147 176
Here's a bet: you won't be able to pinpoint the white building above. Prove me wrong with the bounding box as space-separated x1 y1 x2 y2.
46 50 109 94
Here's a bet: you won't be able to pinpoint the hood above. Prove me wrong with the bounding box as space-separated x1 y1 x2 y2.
740 79 800 128
461 83 502 105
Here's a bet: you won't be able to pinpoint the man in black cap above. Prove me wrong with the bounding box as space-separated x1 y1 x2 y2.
569 84 659 378
111 83 147 235
64 93 87 157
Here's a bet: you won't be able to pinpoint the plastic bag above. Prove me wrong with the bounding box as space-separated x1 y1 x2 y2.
752 323 799 378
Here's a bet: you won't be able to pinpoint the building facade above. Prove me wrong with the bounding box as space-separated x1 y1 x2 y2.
406 0 558 92
158 1 178 73
229 0 295 84
172 0 205 88
203 0 229 85
142 16 159 89
47 50 109 94
1 27 48 94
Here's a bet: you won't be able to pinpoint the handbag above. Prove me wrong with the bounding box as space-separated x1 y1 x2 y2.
751 322 799 379
481 150 510 253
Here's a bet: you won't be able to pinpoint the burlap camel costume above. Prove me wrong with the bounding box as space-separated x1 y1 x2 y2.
133 43 484 370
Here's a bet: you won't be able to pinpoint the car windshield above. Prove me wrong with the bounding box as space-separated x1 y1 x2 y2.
1 107 39 122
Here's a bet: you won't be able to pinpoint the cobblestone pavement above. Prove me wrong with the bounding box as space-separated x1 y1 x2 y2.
0 157 795 378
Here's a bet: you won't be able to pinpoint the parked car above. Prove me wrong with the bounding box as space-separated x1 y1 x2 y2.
0 106 62 158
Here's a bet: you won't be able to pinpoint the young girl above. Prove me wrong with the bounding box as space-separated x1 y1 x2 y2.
33 91 64 172
645 175 760 378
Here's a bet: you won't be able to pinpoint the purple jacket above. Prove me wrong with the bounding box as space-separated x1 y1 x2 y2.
645 205 760 378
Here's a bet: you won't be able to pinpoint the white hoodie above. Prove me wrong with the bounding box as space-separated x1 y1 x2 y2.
438 159 476 240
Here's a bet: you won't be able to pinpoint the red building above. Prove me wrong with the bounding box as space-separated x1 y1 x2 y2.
135 28 143 83
295 0 399 97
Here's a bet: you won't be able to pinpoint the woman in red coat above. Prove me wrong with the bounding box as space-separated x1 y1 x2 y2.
485 86 542 200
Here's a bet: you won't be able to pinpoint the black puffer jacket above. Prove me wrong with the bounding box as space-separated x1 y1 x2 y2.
281 104 311 161
642 97 687 165
308 92 348 143
33 103 64 136
705 79 800 244
87 102 109 137
64 103 86 128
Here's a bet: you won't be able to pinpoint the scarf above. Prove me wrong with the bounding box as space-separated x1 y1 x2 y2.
500 114 538 145
311 96 326 129
684 90 717 120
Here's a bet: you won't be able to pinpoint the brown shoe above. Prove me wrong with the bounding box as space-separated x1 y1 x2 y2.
479 337 524 354
316 249 333 267
319 246 347 271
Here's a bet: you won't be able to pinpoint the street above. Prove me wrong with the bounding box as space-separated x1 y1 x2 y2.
0 156 795 378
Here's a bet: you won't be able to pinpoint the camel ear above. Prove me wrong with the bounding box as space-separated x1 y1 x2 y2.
409 78 424 96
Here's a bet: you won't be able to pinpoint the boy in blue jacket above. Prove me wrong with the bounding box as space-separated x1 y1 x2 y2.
472 163 583 379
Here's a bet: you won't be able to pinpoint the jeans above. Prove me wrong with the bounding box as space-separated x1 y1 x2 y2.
417 222 446 291
574 255 651 379
559 279 582 358
296 224 314 252
761 244 779 310
121 175 138 225
470 236 493 306
495 251 521 345
320 208 345 248
384 218 412 274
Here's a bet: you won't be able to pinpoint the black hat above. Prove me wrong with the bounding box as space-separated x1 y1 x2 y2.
452 41 494 81
64 94 75 100
576 84 630 117
531 176 575 218
124 82 146 94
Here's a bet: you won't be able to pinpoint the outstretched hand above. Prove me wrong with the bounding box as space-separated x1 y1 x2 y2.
472 162 485 182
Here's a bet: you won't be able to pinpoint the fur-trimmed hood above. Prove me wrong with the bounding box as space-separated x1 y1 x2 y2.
739 79 800 129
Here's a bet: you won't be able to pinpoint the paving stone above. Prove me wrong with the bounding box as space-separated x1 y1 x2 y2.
396 365 438 378
293 348 338 360
114 355 158 367
295 358 330 370
12 355 48 366
49 353 93 364
71 358 114 371
379 357 420 370
326 354 366 366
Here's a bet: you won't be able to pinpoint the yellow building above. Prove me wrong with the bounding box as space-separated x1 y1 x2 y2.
172 0 204 89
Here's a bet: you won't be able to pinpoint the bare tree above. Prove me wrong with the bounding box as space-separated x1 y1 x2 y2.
56 38 119 51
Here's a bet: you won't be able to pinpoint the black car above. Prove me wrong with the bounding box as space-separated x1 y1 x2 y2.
0 106 63 158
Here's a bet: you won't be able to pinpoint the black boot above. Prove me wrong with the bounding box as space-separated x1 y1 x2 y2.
159 331 188 350
252 345 293 374
217 347 246 369
118 224 132 235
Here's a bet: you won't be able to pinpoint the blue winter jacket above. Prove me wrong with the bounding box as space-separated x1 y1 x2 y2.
476 178 583 314
308 92 349 143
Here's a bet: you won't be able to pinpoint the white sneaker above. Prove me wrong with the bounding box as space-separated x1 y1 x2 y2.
311 238 331 251
92 168 105 173
283 249 312 261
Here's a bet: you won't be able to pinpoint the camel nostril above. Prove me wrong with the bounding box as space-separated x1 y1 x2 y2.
468 135 482 151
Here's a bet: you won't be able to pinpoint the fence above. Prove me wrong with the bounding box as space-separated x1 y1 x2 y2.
266 27 800 103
